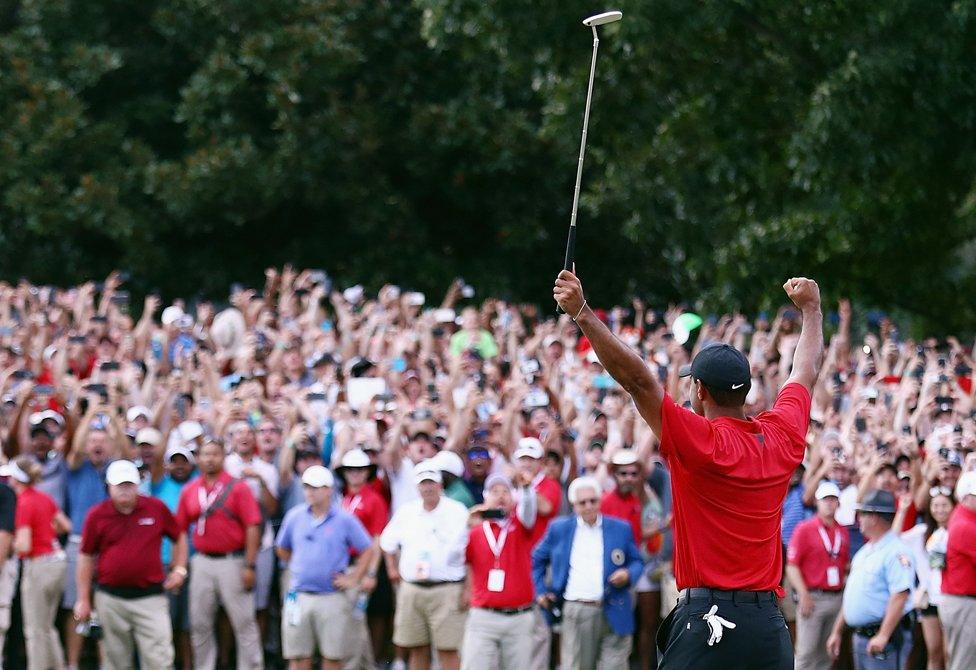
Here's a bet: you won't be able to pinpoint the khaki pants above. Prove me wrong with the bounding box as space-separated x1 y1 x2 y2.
939 594 976 670
189 554 263 670
527 607 551 670
460 607 535 670
21 556 66 670
392 581 466 650
342 591 374 670
795 591 842 670
94 590 174 670
0 558 19 654
560 601 631 670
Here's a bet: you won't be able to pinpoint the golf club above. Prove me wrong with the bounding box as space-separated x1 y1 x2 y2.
559 10 622 310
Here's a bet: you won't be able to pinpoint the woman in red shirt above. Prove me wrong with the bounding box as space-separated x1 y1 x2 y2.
5 456 71 670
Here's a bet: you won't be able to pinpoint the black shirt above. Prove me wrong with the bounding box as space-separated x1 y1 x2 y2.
0 483 16 533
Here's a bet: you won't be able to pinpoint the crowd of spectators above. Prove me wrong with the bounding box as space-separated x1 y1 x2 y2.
0 267 972 670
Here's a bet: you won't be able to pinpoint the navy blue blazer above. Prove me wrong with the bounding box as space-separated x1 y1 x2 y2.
531 514 644 636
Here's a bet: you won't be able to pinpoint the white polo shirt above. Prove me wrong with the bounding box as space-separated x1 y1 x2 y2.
225 452 280 548
380 495 469 583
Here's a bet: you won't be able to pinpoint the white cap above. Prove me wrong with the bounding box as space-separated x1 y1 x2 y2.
483 473 514 495
135 428 163 447
431 450 465 478
29 409 65 427
413 460 442 485
513 437 544 461
0 462 31 484
127 405 152 423
610 450 639 467
301 465 335 488
339 449 371 469
956 471 976 501
161 305 184 326
106 460 141 486
815 481 842 500
168 421 204 450
165 446 196 465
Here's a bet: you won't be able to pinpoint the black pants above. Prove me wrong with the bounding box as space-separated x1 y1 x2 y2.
656 592 793 669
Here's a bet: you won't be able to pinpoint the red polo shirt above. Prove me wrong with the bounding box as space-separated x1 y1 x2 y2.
14 486 59 559
942 504 976 596
661 382 810 592
466 516 534 609
80 496 181 588
342 485 389 537
601 489 641 545
787 516 849 591
175 472 262 554
528 475 562 547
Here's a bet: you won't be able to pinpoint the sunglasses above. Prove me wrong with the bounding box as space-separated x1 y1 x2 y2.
616 470 640 478
929 486 953 498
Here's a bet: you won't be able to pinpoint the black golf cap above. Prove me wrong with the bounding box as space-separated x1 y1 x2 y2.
678 342 751 393
856 489 897 515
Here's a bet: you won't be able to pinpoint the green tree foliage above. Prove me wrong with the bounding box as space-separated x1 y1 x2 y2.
2 0 976 328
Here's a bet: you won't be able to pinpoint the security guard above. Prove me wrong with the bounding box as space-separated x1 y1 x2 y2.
827 490 915 669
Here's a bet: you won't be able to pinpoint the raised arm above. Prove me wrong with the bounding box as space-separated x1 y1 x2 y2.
554 270 664 436
782 277 824 393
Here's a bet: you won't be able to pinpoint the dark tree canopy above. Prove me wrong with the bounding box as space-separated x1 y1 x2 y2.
2 0 976 330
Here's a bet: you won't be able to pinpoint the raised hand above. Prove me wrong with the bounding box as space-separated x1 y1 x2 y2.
782 277 821 313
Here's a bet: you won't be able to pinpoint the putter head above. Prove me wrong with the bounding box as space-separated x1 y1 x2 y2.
582 10 623 27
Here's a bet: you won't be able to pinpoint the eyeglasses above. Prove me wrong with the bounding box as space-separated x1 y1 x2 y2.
575 498 599 506
929 486 953 498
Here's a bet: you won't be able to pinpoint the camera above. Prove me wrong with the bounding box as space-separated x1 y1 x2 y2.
76 614 103 640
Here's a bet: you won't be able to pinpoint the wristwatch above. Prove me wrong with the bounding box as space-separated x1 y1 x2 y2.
172 566 188 577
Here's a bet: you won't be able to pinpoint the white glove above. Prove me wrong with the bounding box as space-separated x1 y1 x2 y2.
702 605 736 646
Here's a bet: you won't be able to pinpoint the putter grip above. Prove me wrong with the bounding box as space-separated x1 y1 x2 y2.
557 226 577 314
562 225 576 271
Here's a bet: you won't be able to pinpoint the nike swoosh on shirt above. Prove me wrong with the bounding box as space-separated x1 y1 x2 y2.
731 383 745 389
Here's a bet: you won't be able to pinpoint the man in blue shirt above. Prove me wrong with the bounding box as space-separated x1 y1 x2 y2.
827 490 915 670
64 403 124 669
276 465 377 670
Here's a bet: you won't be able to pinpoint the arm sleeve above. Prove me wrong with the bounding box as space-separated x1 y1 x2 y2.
531 523 555 595
885 550 916 594
347 515 373 554
79 509 99 555
517 486 538 530
378 509 402 553
175 488 192 532
13 496 31 531
275 510 294 551
159 503 181 542
659 395 717 467
768 383 812 440
234 483 264 526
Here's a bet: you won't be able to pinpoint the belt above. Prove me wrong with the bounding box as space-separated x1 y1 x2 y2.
678 588 777 605
565 599 601 606
98 584 164 600
852 614 914 638
23 551 66 565
480 605 534 615
407 580 464 588
201 550 244 559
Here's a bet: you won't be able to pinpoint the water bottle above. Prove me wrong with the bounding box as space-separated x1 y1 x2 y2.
285 591 300 626
352 591 369 621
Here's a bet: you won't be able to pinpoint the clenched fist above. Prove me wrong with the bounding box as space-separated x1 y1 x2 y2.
553 270 586 318
782 277 821 313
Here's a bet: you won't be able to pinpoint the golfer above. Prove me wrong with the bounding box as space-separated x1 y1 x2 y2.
553 270 823 669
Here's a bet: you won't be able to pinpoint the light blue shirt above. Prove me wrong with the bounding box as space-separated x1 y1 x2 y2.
141 473 194 565
67 460 109 533
842 530 915 627
276 505 371 593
